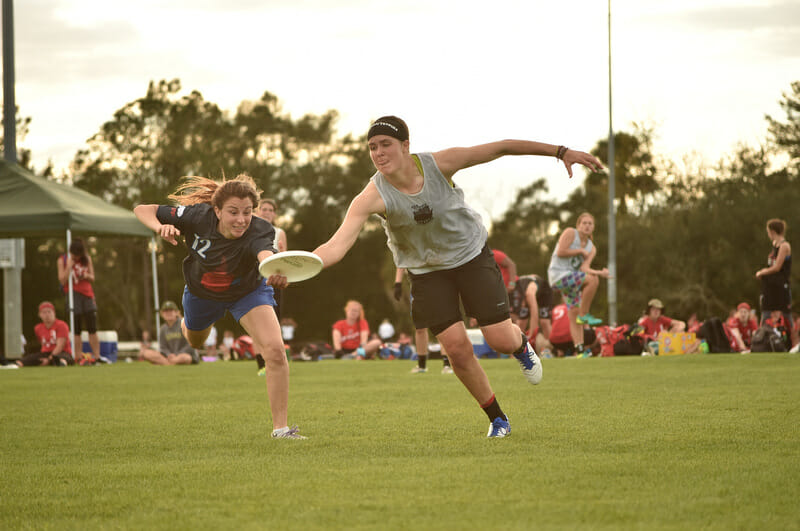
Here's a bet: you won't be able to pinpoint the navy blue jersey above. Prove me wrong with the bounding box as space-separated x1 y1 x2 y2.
156 203 276 301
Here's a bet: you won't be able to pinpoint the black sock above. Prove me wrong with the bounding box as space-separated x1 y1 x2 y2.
417 354 427 369
513 332 528 356
442 356 451 367
481 394 507 422
256 354 266 370
574 344 584 355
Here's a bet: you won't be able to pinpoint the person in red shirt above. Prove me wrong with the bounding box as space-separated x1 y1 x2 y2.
637 298 686 351
548 303 596 357
491 249 519 293
331 300 382 359
17 301 73 367
725 302 759 353
686 314 702 334
57 237 100 361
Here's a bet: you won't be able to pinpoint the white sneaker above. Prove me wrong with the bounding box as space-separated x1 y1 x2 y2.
513 342 542 385
410 366 427 373
790 343 800 353
487 417 511 438
271 426 307 439
441 365 454 374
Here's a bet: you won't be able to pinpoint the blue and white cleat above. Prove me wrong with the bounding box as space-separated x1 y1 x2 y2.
513 341 543 385
487 417 511 438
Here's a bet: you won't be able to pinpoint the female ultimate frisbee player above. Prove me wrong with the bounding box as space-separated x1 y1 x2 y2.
134 174 306 439
313 116 603 437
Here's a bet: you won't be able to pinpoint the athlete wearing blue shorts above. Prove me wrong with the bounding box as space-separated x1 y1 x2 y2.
134 174 306 439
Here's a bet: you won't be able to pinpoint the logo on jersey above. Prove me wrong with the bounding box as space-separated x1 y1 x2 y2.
176 206 185 217
200 255 238 293
412 204 433 224
569 255 584 269
201 270 237 292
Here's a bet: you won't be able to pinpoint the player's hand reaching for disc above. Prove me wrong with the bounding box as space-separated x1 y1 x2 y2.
158 223 181 245
562 149 604 178
266 273 289 289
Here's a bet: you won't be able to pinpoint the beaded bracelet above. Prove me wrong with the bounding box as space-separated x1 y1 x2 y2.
556 145 568 160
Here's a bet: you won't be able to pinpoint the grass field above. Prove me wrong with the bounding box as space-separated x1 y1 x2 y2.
1 353 799 530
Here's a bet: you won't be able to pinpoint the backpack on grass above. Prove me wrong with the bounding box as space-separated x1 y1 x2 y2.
750 326 787 352
595 324 644 356
697 318 732 353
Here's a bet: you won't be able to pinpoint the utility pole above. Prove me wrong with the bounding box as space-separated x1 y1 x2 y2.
2 0 24 360
607 0 618 325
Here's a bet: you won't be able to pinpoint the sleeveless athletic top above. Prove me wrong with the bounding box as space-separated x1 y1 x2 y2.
274 227 285 249
767 243 792 282
372 152 487 274
548 228 593 285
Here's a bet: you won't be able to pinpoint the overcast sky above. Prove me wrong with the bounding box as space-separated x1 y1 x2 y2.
5 0 800 220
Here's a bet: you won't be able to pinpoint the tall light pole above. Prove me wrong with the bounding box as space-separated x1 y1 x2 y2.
2 0 24 359
607 0 618 325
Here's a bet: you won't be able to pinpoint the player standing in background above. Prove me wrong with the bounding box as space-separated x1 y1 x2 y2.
548 212 609 357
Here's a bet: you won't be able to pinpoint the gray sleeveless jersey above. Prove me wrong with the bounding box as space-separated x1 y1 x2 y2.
547 228 593 284
372 152 487 274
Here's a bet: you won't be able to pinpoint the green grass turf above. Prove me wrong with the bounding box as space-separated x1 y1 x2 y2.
1 353 799 530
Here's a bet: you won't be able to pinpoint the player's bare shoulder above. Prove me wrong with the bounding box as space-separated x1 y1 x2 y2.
352 180 386 217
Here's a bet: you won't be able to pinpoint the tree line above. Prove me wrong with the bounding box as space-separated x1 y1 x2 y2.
3 79 799 344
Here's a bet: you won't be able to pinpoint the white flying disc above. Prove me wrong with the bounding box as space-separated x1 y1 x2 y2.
258 251 323 282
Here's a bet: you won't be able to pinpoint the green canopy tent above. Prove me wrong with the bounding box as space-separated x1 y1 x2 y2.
0 159 161 358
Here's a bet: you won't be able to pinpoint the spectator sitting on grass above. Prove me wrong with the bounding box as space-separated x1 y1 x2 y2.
139 301 199 365
725 302 758 353
17 301 74 367
638 298 686 355
219 330 235 360
332 300 382 359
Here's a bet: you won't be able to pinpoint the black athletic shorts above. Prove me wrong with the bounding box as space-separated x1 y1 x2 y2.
65 292 98 334
408 244 510 336
761 275 791 313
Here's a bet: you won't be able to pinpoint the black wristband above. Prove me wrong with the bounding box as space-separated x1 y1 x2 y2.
393 282 403 301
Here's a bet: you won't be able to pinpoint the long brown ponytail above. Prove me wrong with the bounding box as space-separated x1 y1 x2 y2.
169 174 261 209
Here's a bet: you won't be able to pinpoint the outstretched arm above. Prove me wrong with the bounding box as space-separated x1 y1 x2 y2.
433 140 603 180
134 204 181 246
313 183 385 269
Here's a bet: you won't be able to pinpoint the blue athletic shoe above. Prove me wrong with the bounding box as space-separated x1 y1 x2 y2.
487 417 511 438
513 341 543 385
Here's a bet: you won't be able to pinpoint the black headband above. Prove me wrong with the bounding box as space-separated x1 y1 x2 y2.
367 118 409 142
